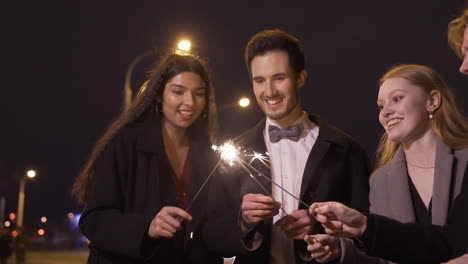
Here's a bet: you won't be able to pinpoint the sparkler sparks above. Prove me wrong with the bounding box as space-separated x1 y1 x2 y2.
248 151 270 168
212 141 309 208
188 141 309 215
212 142 239 166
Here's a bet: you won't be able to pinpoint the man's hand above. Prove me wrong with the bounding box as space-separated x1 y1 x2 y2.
241 193 281 229
275 209 315 240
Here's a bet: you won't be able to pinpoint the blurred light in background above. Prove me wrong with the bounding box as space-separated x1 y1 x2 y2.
41 217 47 223
4 221 10 227
27 170 36 178
177 40 191 52
67 212 74 219
37 228 45 236
239 98 250 108
69 213 81 230
9 212 16 220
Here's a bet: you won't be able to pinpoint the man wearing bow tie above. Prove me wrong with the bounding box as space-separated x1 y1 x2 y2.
205 29 370 264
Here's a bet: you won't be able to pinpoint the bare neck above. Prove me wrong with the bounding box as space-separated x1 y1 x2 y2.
403 129 437 165
161 119 189 148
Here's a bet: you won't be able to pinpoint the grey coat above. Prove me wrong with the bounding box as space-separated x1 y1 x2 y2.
340 137 468 264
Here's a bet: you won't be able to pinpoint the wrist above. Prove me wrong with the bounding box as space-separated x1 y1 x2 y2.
241 217 255 230
359 214 368 237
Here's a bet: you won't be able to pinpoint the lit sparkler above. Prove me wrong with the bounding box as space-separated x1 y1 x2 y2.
212 142 239 166
248 151 270 168
213 141 309 208
186 142 239 212
186 141 309 214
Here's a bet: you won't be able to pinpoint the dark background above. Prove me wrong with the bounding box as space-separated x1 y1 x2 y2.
1 0 467 231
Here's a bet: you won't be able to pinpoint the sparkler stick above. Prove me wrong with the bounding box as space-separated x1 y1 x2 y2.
239 158 310 208
186 158 222 213
237 159 291 218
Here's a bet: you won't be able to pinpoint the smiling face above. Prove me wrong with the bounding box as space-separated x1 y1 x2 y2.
251 50 305 127
161 71 206 132
377 77 432 144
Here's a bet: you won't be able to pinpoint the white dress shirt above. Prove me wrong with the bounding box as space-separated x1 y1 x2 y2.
264 112 319 264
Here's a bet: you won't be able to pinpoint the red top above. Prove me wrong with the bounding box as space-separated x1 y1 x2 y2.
170 149 191 210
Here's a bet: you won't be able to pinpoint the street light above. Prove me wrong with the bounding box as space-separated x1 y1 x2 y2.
123 50 155 111
177 40 191 52
218 97 252 111
17 170 36 227
16 169 35 264
124 39 194 110
239 97 250 108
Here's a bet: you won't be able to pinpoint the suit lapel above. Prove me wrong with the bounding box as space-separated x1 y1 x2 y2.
432 139 455 225
299 139 330 201
296 115 348 204
388 147 416 222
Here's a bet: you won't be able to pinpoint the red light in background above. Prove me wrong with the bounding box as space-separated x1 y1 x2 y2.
9 213 16 220
11 230 18 237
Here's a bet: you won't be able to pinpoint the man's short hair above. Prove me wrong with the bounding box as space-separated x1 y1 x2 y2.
245 29 305 77
448 9 468 59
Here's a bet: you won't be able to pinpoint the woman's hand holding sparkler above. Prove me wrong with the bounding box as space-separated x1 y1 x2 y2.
148 206 192 239
241 193 281 229
309 202 367 239
275 209 315 240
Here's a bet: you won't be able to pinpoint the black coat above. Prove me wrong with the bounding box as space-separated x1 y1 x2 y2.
204 115 370 264
79 120 222 264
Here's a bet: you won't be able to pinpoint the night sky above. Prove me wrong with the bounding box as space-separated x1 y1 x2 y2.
2 0 467 231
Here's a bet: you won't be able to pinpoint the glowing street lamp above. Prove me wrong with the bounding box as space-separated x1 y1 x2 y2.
239 97 250 108
123 39 193 110
17 170 36 227
15 169 37 263
177 40 191 52
27 170 36 178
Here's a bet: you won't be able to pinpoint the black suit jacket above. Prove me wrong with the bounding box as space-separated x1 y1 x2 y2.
79 119 222 264
205 114 370 264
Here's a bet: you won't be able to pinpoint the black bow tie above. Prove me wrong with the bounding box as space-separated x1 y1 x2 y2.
268 124 303 143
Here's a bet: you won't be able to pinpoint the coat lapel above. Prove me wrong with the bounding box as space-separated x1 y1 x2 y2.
299 139 329 201
135 122 175 207
454 150 468 199
388 147 416 222
299 115 334 203
432 138 455 225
